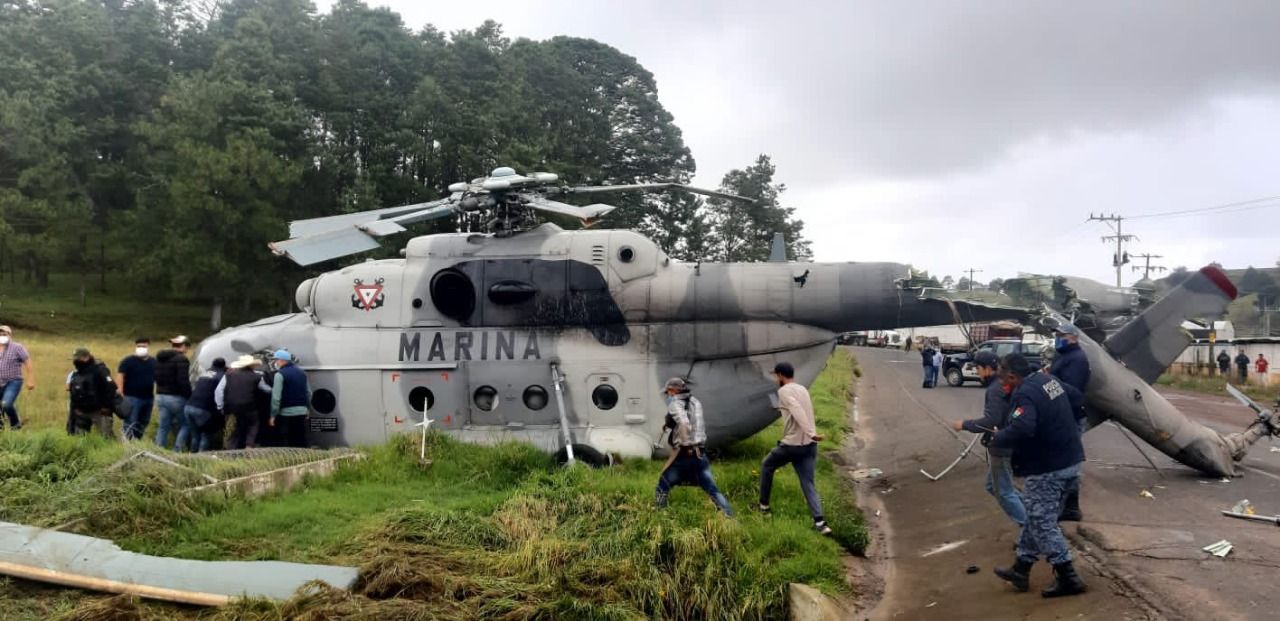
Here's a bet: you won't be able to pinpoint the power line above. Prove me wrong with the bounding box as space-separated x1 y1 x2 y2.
1127 195 1280 221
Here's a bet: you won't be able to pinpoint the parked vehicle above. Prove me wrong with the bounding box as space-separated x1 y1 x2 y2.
942 339 1047 387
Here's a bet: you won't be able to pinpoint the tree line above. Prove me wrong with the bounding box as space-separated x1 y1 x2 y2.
0 0 809 314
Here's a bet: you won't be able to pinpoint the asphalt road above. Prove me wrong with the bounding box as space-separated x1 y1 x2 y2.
845 345 1280 621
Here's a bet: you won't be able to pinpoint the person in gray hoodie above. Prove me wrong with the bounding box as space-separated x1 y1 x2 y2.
953 350 1026 525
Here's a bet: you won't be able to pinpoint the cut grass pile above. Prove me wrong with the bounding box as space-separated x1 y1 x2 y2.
5 351 865 620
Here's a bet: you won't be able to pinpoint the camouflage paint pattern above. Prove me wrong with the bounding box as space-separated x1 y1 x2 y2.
196 224 1021 458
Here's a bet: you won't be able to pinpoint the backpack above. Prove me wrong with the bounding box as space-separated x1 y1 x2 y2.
69 369 101 410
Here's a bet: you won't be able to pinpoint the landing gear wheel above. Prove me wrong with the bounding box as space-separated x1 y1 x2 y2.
945 368 964 387
555 444 614 467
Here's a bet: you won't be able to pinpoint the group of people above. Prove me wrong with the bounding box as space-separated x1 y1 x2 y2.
1216 349 1269 383
920 341 944 388
950 323 1091 598
0 326 313 451
654 362 835 536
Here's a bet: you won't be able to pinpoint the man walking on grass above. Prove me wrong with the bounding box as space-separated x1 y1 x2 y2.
0 325 35 430
117 337 156 440
68 347 118 438
654 377 734 516
757 362 832 536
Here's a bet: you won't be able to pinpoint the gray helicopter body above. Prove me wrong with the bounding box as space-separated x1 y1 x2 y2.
197 222 1013 459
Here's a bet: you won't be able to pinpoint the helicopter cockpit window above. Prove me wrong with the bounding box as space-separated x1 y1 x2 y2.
474 385 499 411
591 384 619 410
431 269 476 320
523 385 549 411
312 389 337 414
408 386 435 412
618 246 635 263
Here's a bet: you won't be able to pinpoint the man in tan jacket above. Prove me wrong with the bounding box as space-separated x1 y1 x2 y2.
757 362 831 535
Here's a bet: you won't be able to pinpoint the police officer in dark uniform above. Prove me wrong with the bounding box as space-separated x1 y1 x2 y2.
1048 323 1090 522
990 353 1087 598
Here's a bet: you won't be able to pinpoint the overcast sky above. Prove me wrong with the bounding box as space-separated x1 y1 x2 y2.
320 0 1280 285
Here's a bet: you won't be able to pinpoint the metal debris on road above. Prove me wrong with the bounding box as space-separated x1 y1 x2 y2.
966 565 980 574
851 467 884 480
1231 499 1256 516
1139 490 1156 499
921 540 969 558
919 434 981 481
1202 540 1233 557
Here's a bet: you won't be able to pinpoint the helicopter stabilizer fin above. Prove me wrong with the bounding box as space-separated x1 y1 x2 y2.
1103 265 1238 383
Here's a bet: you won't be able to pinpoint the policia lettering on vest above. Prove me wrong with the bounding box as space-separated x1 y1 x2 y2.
989 353 1088 598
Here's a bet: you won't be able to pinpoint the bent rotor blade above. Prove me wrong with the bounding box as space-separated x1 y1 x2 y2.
273 202 459 266
288 198 453 238
269 226 382 266
525 196 616 223
555 183 755 204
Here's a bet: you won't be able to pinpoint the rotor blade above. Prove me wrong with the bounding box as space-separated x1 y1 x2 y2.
268 226 382 266
554 183 755 204
358 203 458 236
1225 383 1267 416
288 198 453 238
525 196 616 224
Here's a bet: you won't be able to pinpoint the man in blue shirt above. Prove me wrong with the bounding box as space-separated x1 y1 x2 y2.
990 353 1087 598
268 350 312 448
116 337 157 440
1048 323 1091 522
952 351 1025 526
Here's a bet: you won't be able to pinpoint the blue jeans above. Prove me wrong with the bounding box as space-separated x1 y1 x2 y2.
1017 463 1081 566
923 365 937 386
759 442 825 522
123 396 154 440
176 405 212 452
986 452 1026 526
154 395 187 449
1 379 22 428
656 450 734 516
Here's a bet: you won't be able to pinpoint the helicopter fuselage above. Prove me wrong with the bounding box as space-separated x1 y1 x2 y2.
197 224 1014 458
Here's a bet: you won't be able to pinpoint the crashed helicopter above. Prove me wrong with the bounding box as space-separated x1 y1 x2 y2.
193 167 1016 463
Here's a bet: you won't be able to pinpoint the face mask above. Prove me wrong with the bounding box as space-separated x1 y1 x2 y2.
0 336 9 345
74 359 91 370
135 347 149 357
1054 338 1068 351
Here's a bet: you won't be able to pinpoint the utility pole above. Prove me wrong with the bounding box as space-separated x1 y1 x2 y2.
963 268 983 290
1130 253 1167 280
1089 213 1137 287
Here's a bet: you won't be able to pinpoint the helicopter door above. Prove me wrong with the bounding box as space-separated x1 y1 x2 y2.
381 368 466 438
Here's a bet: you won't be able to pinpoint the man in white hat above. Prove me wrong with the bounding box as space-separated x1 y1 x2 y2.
0 325 35 430
215 355 265 449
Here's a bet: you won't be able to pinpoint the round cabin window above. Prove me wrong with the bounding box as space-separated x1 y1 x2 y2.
430 269 476 320
591 384 619 410
474 385 499 411
523 385 549 411
408 386 435 412
311 389 337 414
618 246 635 263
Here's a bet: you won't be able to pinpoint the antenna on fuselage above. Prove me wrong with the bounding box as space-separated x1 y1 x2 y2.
768 232 787 263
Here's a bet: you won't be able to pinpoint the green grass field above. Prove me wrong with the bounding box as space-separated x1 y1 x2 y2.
1156 372 1279 405
1 333 866 620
